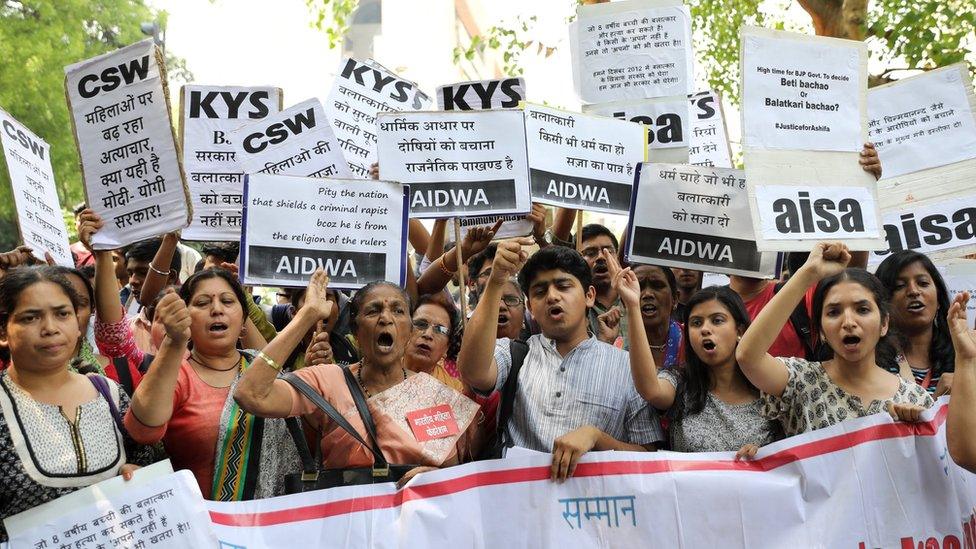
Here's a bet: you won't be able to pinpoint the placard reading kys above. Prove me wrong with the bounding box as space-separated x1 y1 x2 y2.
741 26 864 152
64 39 191 249
242 175 407 289
627 164 778 277
376 110 530 218
180 85 282 241
325 58 432 178
688 90 733 168
437 77 525 111
869 64 976 178
583 96 689 163
0 108 73 266
570 0 693 104
525 104 646 215
231 98 349 181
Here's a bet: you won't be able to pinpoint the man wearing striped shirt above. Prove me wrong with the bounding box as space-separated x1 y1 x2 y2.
460 240 664 481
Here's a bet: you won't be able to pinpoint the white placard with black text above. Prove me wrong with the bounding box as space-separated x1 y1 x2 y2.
689 90 734 168
436 78 525 111
64 39 191 249
583 96 689 164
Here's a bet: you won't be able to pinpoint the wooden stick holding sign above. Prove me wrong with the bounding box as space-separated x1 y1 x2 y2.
575 210 584 251
454 217 468 328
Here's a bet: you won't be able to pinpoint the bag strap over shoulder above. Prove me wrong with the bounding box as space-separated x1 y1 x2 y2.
110 356 135 397
340 365 390 472
496 339 529 451
88 375 124 435
774 282 818 361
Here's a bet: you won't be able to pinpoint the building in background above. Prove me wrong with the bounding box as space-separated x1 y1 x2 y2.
343 0 502 95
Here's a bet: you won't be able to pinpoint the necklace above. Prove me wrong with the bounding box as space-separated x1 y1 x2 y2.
356 362 407 398
189 352 241 372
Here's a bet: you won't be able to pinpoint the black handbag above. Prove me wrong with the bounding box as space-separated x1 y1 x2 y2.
282 369 416 494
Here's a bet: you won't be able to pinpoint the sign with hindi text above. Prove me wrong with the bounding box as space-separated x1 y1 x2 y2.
583 96 689 164
0 108 73 266
688 90 733 168
376 110 530 218
241 174 407 289
180 85 282 241
64 39 191 250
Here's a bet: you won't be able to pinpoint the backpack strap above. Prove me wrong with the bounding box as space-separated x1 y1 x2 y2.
88 375 124 435
774 282 818 361
111 356 135 397
496 339 529 452
138 353 154 374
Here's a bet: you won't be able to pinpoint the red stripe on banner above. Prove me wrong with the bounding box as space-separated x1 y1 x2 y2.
209 405 948 527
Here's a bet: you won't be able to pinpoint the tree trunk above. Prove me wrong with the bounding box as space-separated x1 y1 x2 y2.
797 0 869 41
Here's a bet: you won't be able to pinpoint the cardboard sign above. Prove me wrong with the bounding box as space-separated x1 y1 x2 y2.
241 175 407 289
688 90 733 168
231 98 349 182
627 164 779 278
405 404 460 443
376 110 531 218
437 78 526 111
741 26 865 152
869 64 976 179
64 39 192 250
872 192 976 266
583 95 690 164
570 0 693 103
524 103 646 215
750 184 883 250
180 85 282 241
0 108 73 266
325 58 432 178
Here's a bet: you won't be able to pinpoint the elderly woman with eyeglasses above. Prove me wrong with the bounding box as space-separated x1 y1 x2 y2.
405 294 464 392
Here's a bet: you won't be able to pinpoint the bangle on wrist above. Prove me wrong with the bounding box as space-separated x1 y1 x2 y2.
256 350 282 372
438 259 456 276
148 263 170 277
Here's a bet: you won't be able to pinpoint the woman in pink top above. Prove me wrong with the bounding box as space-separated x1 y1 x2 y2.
236 273 481 487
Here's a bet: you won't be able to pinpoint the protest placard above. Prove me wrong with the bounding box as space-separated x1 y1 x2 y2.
583 95 689 163
437 77 525 111
325 58 432 178
376 110 530 218
5 462 218 548
869 64 976 264
688 90 733 168
230 98 349 183
524 103 646 215
741 26 865 152
446 213 535 244
570 0 693 104
180 85 282 241
626 163 779 277
241 174 407 289
64 39 192 250
869 64 976 178
939 260 976 316
0 108 73 266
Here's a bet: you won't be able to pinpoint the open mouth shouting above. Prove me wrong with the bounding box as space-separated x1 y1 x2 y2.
547 305 566 323
376 331 396 354
497 312 510 327
640 300 659 318
592 261 609 279
208 321 229 336
700 338 717 353
905 300 926 315
841 334 862 353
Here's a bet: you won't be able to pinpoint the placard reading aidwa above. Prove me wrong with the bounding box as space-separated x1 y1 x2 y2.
570 0 693 103
181 85 281 241
376 110 530 218
742 27 863 152
242 175 407 289
0 108 73 266
231 98 349 180
325 58 432 178
583 96 689 163
627 164 778 277
868 64 976 178
688 90 733 168
64 39 191 250
437 77 525 110
525 104 645 215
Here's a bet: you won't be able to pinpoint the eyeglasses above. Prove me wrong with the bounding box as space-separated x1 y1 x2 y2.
500 295 523 308
412 319 450 337
580 246 616 260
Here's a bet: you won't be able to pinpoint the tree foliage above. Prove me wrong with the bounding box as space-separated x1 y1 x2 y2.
305 0 360 49
0 0 187 251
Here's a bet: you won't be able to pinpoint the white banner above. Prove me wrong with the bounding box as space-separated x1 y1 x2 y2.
872 193 976 266
570 0 693 104
6 462 218 548
869 64 976 179
525 104 646 215
741 27 864 152
241 174 406 289
753 184 881 245
231 98 350 182
436 77 526 111
583 95 690 165
627 164 778 278
64 39 191 250
180 85 281 241
207 400 976 549
325 58 432 178
0 108 73 267
688 90 734 168
376 110 531 218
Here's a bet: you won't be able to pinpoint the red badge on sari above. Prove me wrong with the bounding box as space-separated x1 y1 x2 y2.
405 404 460 443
